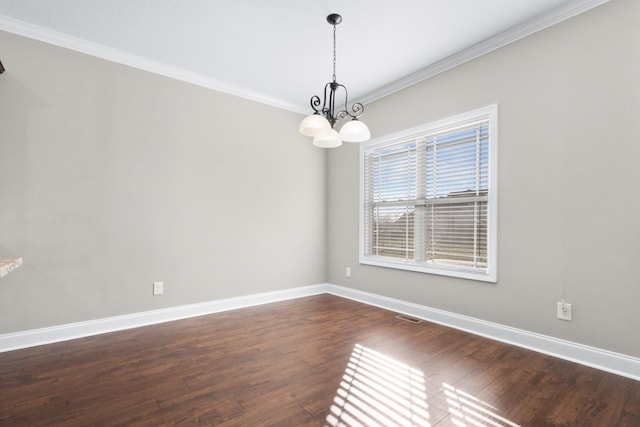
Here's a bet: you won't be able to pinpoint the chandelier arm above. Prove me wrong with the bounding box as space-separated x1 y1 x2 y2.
338 81 350 120
329 83 339 127
323 82 333 124
309 95 322 114
336 104 365 121
348 102 365 119
328 82 366 121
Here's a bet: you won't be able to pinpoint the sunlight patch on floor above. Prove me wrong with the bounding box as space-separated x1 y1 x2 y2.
325 343 431 427
443 383 520 427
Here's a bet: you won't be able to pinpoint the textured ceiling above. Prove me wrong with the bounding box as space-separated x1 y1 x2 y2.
0 0 609 113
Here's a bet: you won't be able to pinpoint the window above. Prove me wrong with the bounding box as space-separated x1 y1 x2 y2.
360 105 497 282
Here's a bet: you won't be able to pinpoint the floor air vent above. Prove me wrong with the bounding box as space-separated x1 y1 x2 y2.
395 314 423 324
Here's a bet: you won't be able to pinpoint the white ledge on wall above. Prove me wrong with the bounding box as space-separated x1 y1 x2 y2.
0 257 22 278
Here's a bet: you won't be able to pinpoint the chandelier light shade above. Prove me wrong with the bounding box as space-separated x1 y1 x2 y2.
313 129 342 148
339 118 371 142
299 14 371 148
299 113 331 137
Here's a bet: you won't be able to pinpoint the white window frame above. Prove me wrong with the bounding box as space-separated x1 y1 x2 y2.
359 105 498 282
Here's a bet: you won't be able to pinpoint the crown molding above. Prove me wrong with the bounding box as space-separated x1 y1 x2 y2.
0 0 610 114
358 0 611 106
0 15 305 114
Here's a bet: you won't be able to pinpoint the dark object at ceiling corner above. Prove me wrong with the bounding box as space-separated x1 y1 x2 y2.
0 60 5 74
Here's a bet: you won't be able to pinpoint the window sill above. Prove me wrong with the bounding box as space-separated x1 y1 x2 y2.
0 257 23 278
360 256 496 283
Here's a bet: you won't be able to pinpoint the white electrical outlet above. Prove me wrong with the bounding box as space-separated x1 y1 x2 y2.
153 281 164 295
345 267 351 278
557 301 572 321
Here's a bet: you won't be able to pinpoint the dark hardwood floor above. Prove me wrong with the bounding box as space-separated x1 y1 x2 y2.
0 294 638 426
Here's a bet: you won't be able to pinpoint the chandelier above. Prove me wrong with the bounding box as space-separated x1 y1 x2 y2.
299 14 371 148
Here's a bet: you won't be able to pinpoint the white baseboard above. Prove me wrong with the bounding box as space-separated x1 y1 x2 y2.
326 284 640 381
2 282 638 381
0 284 328 353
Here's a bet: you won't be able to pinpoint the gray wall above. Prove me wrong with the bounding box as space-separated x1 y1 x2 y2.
0 31 326 333
2 0 638 360
328 0 640 358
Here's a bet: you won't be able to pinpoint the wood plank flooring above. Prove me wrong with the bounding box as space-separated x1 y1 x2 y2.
0 294 638 426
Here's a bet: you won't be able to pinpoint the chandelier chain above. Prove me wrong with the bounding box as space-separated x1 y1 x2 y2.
332 24 337 82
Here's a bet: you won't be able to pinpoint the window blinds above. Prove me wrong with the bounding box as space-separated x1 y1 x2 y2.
362 118 492 277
